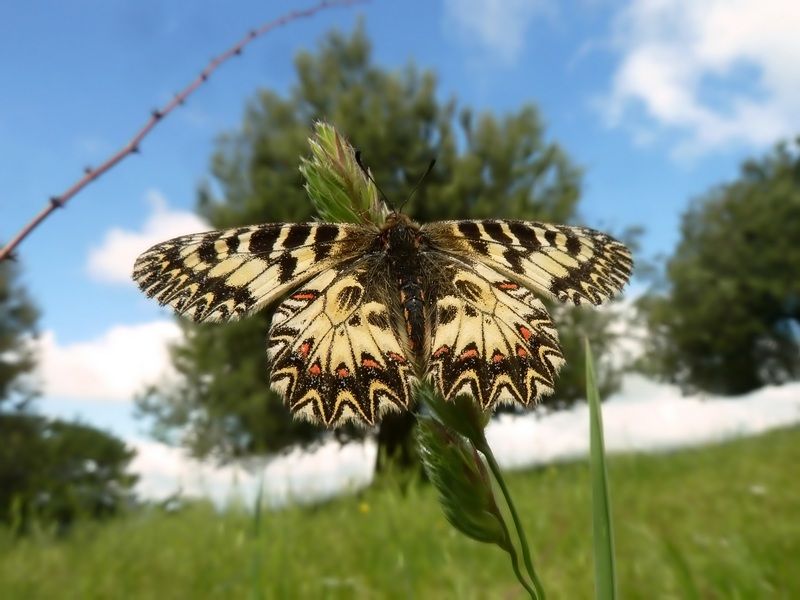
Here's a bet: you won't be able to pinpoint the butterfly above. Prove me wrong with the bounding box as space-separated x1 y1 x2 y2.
133 212 633 427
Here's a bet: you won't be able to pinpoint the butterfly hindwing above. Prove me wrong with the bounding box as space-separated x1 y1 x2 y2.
268 260 414 427
423 219 633 306
427 258 565 409
132 222 374 322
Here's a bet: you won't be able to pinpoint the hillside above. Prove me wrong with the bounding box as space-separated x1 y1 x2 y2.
2 426 798 599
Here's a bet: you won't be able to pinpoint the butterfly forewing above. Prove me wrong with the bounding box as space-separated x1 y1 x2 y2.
132 222 374 323
423 219 633 306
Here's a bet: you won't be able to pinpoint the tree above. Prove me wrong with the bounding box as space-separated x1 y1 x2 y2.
0 261 136 529
0 414 138 529
137 23 631 470
639 138 800 395
0 259 39 411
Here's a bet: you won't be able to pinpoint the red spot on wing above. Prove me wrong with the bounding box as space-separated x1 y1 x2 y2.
309 362 322 375
292 292 317 301
519 326 532 341
492 352 505 362
459 349 478 361
498 282 519 290
388 352 406 363
362 358 381 369
337 367 350 378
433 345 450 358
298 342 311 358
516 347 528 357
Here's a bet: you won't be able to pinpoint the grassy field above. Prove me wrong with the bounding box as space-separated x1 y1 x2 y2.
2 426 799 599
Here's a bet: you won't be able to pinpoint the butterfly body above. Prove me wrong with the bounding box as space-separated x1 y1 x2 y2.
380 213 429 355
134 212 632 427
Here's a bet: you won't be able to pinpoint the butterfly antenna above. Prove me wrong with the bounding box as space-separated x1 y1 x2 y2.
355 151 436 214
398 158 436 213
355 150 394 211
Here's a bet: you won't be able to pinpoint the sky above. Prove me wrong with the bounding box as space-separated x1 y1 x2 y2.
3 0 800 501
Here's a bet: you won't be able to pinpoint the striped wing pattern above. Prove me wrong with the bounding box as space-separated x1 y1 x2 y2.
424 220 633 306
133 222 372 323
133 216 633 427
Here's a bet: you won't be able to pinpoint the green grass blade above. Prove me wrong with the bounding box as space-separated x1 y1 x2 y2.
661 535 701 600
585 338 617 600
250 472 265 600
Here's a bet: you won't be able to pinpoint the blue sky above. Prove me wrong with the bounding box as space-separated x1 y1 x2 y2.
3 0 800 493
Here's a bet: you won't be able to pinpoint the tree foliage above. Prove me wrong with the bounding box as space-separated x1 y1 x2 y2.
0 259 39 411
0 414 138 530
639 139 800 395
1 252 137 530
137 23 631 467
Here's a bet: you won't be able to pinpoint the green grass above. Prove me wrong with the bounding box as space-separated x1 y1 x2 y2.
2 426 799 599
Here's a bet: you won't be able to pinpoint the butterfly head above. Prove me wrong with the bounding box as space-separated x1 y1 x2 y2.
381 210 420 232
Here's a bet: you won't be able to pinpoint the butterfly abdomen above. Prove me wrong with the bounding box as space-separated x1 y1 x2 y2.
383 219 428 355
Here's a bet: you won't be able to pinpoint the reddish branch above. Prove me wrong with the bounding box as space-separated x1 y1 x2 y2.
0 0 365 262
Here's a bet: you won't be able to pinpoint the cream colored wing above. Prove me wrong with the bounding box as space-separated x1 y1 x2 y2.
268 261 414 427
132 222 374 322
427 258 565 410
423 220 633 306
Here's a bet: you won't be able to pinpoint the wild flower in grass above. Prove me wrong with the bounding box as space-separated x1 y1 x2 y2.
417 408 508 548
417 384 546 599
299 121 385 225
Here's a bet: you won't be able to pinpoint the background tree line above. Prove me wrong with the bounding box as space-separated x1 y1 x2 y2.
638 138 800 395
0 260 137 531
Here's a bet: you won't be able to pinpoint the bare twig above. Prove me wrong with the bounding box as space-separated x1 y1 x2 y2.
1 0 365 262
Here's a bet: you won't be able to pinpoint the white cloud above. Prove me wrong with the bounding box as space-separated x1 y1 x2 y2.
443 0 554 64
602 0 800 157
37 320 181 400
488 376 800 469
87 189 209 284
132 437 377 508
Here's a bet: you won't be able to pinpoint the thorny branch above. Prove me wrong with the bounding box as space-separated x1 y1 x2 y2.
0 0 365 262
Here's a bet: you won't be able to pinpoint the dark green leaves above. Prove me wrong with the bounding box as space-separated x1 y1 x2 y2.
639 139 800 395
